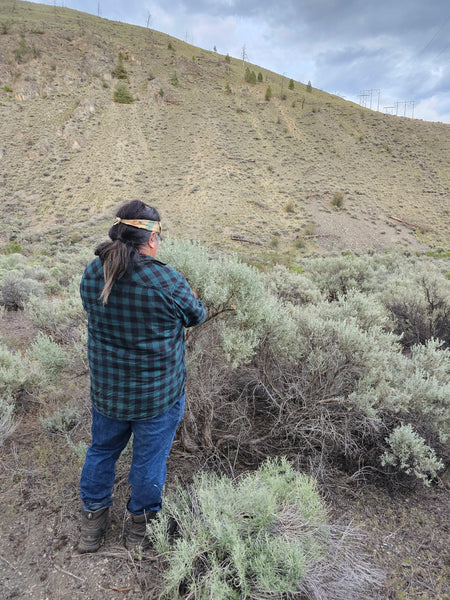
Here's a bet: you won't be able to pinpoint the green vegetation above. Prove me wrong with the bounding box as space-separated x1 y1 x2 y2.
284 199 295 213
113 82 134 103
257 71 263 82
151 458 381 599
1 245 448 487
13 34 29 62
0 269 44 309
158 241 450 486
170 72 179 87
40 404 80 434
381 424 443 483
225 53 231 63
244 67 257 84
307 79 312 92
265 85 272 101
331 191 345 208
289 78 294 90
113 52 128 79
224 82 231 94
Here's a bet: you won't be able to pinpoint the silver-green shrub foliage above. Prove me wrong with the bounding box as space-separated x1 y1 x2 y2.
25 281 85 341
25 333 68 384
0 269 44 309
160 241 449 484
381 424 444 483
160 240 278 364
3 245 448 484
151 458 381 599
0 343 37 396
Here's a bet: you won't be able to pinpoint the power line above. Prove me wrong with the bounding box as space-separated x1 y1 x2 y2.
416 16 450 57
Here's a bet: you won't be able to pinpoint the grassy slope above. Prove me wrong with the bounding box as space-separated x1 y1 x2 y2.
0 0 449 263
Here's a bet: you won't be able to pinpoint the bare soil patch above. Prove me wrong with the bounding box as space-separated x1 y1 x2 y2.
1 412 449 600
306 193 431 254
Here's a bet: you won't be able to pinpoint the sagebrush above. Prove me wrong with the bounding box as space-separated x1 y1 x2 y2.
1 243 449 486
150 458 382 599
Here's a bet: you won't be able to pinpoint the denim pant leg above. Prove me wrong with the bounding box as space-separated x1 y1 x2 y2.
127 395 185 515
80 405 132 512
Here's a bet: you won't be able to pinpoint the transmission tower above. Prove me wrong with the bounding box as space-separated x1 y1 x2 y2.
358 90 370 107
359 89 381 111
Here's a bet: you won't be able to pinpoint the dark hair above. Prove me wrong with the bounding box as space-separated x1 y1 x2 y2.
95 200 161 305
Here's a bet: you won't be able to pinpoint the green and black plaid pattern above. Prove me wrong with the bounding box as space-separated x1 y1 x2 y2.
80 255 206 420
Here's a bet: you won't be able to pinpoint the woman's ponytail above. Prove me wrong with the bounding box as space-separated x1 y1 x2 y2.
94 200 161 305
96 239 132 305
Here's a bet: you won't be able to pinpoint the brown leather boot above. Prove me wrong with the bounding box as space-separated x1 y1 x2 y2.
124 511 157 550
77 507 109 553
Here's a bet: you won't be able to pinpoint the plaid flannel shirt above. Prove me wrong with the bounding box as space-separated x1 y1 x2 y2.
80 255 206 420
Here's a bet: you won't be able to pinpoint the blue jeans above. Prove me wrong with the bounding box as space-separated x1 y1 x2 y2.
80 395 185 514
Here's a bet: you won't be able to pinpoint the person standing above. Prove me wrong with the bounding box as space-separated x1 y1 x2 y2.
78 200 206 553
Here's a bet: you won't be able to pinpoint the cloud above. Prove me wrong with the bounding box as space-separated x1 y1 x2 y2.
416 95 450 123
27 0 450 122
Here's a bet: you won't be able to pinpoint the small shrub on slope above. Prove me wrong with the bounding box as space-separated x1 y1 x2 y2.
150 458 382 600
113 53 127 79
40 405 80 434
381 424 444 483
25 333 68 385
0 270 44 310
0 344 30 397
25 291 84 343
113 83 134 104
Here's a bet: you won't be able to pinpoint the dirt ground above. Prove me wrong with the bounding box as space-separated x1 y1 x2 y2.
1 410 449 600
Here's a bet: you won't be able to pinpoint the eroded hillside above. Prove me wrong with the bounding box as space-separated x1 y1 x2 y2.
0 0 449 261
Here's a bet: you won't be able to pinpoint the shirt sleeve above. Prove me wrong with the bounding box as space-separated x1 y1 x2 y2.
171 273 207 328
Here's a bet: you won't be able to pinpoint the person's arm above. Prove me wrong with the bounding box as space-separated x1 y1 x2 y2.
172 275 206 328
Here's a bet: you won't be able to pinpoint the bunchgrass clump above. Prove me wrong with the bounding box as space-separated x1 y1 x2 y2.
40 405 80 433
150 458 382 599
331 192 345 208
0 396 17 447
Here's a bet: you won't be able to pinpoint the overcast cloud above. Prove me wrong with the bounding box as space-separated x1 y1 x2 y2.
29 0 450 123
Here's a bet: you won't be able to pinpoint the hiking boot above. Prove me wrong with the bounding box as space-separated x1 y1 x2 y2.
77 507 109 554
124 511 158 550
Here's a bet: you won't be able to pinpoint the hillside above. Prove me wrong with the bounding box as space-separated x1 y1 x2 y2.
0 0 449 262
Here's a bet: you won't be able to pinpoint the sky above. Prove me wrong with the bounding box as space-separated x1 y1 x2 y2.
27 0 450 124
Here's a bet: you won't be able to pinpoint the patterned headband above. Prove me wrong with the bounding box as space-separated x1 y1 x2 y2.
113 217 162 233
